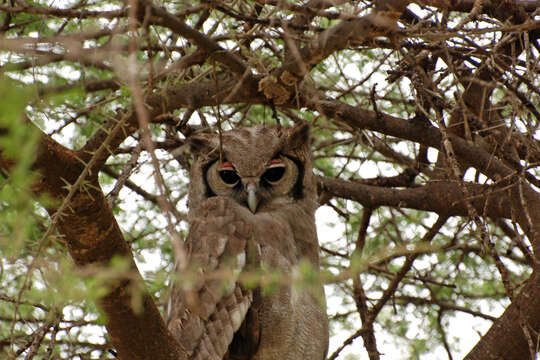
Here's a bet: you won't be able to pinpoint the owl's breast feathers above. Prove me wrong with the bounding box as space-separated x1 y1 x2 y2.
166 196 328 360
166 197 257 360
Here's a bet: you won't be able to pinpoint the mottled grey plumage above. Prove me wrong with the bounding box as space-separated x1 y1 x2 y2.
167 124 328 360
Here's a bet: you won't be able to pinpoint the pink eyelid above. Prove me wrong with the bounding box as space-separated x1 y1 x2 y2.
220 161 235 170
269 158 284 167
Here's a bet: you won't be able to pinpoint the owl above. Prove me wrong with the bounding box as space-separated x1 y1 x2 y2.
166 124 328 360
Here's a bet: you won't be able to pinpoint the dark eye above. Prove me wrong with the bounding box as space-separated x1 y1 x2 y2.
262 166 285 183
219 170 240 185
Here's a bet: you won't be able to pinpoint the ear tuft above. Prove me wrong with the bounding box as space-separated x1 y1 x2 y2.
286 123 310 150
188 133 216 156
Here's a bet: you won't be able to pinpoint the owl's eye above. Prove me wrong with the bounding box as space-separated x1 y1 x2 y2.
219 170 240 185
218 161 240 185
262 159 286 183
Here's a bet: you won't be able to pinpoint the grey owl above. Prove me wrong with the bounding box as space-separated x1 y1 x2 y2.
166 124 328 360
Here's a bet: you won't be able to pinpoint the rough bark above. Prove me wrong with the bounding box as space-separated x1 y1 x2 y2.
1 134 184 360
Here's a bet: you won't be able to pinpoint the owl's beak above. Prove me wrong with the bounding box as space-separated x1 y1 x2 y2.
246 183 258 213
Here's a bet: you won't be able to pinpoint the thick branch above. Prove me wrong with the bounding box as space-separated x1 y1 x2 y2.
465 270 540 360
312 98 540 360
310 98 540 251
81 76 263 171
318 177 512 219
1 132 184 360
270 0 411 102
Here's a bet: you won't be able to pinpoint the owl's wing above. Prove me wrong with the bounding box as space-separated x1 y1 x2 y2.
166 198 258 360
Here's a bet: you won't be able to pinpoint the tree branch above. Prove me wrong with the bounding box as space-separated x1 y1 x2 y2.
1 128 184 360
147 1 249 76
318 177 513 219
465 270 540 360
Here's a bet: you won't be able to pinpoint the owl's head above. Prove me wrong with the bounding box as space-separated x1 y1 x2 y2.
187 124 316 213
